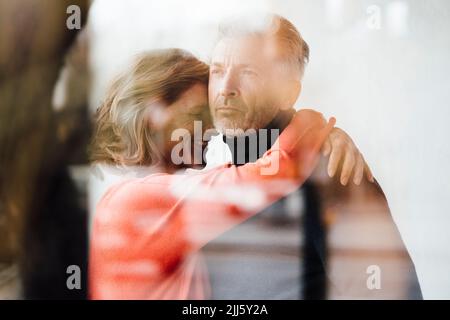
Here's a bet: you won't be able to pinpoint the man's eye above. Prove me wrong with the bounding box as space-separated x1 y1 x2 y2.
242 69 256 76
210 69 223 75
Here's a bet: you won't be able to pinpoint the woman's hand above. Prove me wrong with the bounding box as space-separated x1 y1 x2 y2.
321 127 374 186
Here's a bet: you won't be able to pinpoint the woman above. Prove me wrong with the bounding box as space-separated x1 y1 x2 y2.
88 48 336 299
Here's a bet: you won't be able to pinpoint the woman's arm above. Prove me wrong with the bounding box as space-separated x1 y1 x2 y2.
164 109 335 255
92 109 335 275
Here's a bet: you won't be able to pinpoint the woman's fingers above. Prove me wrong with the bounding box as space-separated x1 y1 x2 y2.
365 160 375 183
327 142 343 178
353 154 365 185
322 138 332 157
325 127 375 185
340 148 356 185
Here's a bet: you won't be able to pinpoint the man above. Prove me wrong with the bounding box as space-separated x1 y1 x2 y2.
203 14 422 299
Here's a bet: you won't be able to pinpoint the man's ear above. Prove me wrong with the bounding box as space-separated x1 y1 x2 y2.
280 80 301 111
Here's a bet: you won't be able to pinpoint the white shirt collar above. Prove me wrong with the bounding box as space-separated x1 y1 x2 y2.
204 134 232 170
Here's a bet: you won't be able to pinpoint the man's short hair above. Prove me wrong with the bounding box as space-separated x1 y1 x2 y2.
217 13 310 79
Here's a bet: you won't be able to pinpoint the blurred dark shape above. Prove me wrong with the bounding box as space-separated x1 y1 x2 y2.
301 180 327 299
0 0 90 299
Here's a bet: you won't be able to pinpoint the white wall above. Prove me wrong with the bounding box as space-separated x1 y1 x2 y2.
87 0 450 298
275 0 450 299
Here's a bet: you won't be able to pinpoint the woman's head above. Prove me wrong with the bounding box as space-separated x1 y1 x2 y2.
91 48 211 169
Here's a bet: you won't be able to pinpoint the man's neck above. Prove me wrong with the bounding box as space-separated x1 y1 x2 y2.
223 108 295 166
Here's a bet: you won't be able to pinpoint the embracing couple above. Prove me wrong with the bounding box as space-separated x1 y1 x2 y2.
88 14 415 299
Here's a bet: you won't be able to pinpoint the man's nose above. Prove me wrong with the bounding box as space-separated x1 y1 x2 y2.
219 71 239 98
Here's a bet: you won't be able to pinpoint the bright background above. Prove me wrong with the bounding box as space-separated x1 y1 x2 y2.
87 0 450 299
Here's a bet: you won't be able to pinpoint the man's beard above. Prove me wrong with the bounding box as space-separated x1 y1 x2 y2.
223 108 296 166
212 97 249 134
213 116 252 136
213 104 279 136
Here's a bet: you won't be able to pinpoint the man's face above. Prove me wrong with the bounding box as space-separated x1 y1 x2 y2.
208 34 298 134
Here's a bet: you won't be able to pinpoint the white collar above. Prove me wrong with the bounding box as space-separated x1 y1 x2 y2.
204 134 232 170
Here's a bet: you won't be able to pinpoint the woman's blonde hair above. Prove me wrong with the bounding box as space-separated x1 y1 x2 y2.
90 48 209 166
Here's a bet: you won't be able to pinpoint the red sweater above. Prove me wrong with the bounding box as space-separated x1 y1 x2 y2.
89 109 335 299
